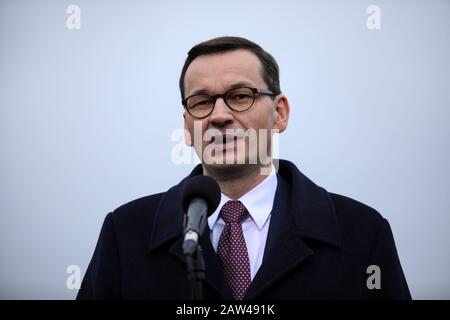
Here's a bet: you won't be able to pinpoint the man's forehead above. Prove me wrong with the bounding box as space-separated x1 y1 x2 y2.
184 49 265 95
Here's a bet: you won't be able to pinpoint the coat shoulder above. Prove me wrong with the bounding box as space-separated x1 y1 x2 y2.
109 192 165 228
329 193 383 220
328 192 386 237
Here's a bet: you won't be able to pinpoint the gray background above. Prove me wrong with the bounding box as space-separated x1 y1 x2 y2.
1 0 449 299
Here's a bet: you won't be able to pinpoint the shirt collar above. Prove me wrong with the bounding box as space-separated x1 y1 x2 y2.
208 164 278 231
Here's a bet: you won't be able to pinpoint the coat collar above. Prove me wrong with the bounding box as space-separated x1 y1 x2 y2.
148 159 341 299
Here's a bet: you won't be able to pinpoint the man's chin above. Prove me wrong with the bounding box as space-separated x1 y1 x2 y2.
202 151 248 167
201 157 264 180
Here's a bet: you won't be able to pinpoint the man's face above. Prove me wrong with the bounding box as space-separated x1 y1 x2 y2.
183 49 288 174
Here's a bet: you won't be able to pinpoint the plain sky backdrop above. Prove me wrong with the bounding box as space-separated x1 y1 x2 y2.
1 0 449 299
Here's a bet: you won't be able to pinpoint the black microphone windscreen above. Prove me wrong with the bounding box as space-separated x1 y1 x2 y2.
181 175 221 216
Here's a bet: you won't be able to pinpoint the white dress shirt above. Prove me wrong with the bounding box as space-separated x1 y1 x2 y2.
207 165 278 280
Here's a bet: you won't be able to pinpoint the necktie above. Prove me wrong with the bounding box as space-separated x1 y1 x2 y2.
217 200 251 300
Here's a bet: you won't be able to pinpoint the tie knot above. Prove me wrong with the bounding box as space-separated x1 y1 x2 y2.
220 200 248 224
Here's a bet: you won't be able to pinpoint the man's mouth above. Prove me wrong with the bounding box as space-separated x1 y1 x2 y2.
211 134 238 145
207 134 242 152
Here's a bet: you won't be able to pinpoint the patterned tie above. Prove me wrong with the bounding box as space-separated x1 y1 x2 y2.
217 200 251 300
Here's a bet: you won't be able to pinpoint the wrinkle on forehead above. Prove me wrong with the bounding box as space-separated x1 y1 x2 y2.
184 49 266 97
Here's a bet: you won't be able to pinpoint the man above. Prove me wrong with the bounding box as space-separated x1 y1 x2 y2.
77 36 411 300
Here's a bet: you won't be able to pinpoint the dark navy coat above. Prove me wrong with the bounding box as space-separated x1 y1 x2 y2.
77 160 411 300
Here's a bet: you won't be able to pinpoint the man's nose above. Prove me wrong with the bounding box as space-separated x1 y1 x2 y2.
209 97 234 128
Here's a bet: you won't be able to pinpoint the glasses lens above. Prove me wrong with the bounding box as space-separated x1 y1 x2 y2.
226 87 255 111
186 95 214 118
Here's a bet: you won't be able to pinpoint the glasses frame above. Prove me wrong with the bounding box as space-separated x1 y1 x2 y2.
182 86 277 119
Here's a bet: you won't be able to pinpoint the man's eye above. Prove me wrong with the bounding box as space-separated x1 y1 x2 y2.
230 94 251 100
191 100 211 108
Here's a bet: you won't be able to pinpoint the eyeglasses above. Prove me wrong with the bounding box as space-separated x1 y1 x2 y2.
182 86 277 119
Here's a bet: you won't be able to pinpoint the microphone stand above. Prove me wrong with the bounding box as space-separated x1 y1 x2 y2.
184 243 206 300
183 227 206 300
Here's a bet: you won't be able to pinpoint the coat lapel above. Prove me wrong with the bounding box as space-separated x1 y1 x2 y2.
245 160 342 299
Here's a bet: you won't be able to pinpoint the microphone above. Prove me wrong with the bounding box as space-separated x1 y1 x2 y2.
181 175 221 256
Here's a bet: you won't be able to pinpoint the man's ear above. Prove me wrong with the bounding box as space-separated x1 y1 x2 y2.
183 112 192 146
273 95 290 133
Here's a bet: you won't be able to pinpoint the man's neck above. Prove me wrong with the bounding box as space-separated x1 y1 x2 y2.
203 163 273 200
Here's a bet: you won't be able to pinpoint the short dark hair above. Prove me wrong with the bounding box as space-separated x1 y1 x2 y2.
179 36 281 99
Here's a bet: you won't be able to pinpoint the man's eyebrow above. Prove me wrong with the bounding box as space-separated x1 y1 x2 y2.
188 81 255 96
